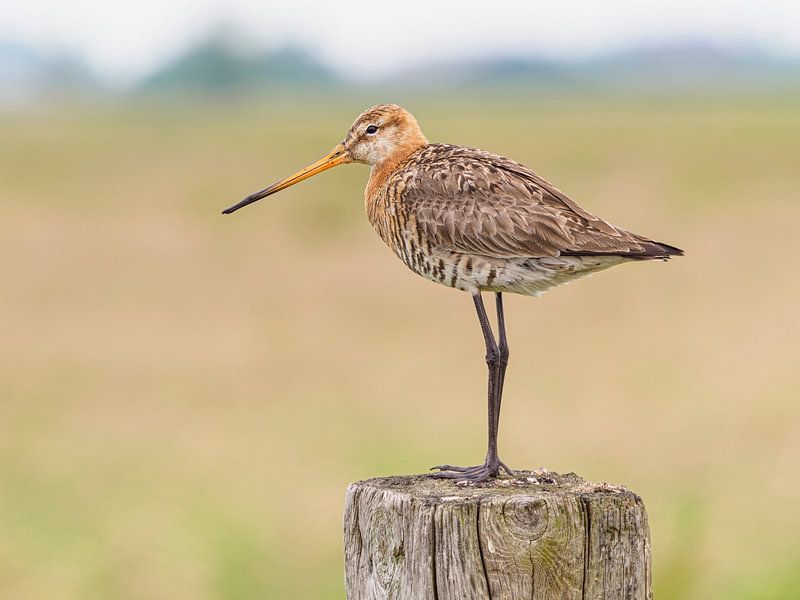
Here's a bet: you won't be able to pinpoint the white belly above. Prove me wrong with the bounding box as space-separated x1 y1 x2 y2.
409 247 626 297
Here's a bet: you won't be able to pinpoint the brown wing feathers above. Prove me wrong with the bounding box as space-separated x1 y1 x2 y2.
400 144 683 260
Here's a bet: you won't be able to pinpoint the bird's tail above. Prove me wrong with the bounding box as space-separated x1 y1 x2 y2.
626 239 684 260
562 239 684 260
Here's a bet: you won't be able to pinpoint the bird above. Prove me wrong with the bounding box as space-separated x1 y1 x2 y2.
222 104 683 483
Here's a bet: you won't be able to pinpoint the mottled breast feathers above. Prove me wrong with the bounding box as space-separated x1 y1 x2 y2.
386 144 681 260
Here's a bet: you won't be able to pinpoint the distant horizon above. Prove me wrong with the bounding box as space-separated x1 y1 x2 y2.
2 0 800 86
3 31 799 98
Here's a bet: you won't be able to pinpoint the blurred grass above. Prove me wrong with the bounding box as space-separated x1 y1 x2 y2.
1 91 799 598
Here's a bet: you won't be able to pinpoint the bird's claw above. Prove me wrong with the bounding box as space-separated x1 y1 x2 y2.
429 459 514 482
430 464 476 473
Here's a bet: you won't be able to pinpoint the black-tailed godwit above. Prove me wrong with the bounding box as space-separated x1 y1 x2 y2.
223 104 682 482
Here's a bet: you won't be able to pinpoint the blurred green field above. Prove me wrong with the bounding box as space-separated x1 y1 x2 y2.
1 92 799 599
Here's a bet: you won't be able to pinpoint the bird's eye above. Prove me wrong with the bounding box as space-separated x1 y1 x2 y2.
366 125 378 135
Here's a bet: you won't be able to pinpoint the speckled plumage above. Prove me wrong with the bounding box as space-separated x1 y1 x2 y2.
364 138 681 297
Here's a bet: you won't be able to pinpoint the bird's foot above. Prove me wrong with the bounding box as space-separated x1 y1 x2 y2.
429 458 514 483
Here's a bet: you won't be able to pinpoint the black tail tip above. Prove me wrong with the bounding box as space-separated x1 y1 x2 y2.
658 242 684 257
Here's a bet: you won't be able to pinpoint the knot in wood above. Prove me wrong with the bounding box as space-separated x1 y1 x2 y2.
501 497 548 541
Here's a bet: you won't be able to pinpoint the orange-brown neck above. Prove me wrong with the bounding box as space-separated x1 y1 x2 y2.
365 139 427 204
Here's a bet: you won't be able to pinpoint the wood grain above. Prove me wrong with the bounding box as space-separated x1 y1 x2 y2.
344 471 651 600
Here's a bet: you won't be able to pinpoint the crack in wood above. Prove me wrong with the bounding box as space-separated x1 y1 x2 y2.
431 504 439 600
581 496 592 600
476 499 493 599
530 562 535 600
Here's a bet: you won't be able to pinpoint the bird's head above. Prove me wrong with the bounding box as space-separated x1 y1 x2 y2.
343 104 428 165
222 104 427 214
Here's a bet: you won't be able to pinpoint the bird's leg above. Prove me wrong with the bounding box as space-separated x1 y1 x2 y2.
493 293 514 476
430 291 512 482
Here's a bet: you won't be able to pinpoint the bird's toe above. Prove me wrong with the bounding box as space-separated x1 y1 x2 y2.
429 464 482 473
428 459 513 482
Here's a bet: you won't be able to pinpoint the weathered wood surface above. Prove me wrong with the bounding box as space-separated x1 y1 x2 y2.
344 470 651 600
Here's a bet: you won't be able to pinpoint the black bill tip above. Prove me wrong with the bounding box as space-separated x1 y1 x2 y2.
221 187 271 215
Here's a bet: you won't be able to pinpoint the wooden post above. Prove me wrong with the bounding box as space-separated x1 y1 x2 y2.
344 470 651 600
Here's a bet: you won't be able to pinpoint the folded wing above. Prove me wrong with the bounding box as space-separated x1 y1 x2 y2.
401 145 682 260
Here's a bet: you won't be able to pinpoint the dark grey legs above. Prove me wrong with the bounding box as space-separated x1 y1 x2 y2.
431 292 514 482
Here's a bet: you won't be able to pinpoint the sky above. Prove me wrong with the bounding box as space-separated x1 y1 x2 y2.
2 0 799 83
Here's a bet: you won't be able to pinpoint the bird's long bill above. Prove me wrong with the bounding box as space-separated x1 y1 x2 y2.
222 143 351 214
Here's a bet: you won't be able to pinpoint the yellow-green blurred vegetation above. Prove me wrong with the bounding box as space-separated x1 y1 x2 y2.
1 92 799 599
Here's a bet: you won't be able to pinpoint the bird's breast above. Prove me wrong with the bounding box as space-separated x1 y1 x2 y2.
364 187 489 292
